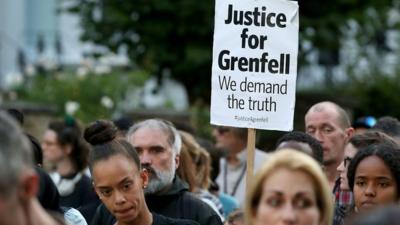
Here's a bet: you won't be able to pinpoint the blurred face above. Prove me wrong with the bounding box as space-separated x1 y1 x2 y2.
128 127 178 194
0 169 40 225
337 143 358 191
212 126 244 154
41 130 66 163
353 156 397 212
305 108 350 166
0 192 20 225
92 154 148 224
254 168 321 225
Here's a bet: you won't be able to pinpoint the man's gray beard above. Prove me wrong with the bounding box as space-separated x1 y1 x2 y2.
144 159 176 195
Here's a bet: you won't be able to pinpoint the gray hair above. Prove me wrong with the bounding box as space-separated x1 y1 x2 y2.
0 112 33 198
126 119 182 156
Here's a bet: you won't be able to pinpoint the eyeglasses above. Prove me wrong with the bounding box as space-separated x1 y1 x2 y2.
215 126 231 135
344 156 353 168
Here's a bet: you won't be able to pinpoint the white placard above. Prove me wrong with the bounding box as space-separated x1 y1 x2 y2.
210 0 299 131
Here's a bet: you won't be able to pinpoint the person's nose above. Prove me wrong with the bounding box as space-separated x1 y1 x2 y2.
364 183 376 197
212 128 219 138
314 130 324 143
337 161 344 172
281 203 296 225
140 150 152 165
114 190 127 205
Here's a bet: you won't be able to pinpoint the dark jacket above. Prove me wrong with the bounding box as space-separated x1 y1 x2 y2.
152 213 199 225
91 177 223 225
54 172 100 223
35 166 61 212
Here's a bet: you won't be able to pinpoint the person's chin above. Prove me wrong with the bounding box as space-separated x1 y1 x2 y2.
359 202 377 211
339 185 350 192
215 143 226 149
339 179 350 191
115 207 136 221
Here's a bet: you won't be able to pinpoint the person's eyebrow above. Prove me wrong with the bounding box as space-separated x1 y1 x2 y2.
96 176 132 189
264 189 284 195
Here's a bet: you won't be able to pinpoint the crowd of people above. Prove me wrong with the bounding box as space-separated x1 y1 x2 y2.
1 100 400 225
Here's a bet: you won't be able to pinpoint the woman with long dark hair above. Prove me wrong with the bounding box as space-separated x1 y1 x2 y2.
42 118 99 222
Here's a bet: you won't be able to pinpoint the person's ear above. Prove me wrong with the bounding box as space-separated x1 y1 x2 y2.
18 169 39 201
174 154 180 170
140 168 149 188
345 127 354 141
62 144 73 155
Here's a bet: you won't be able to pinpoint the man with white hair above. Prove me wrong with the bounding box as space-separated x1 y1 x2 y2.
0 111 66 225
91 119 222 225
129 119 182 195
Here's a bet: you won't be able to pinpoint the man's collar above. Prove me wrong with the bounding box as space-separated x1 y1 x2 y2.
227 148 247 167
237 148 248 163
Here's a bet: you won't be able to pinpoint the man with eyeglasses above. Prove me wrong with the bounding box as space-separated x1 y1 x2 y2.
334 131 398 225
213 126 268 205
305 101 354 190
304 101 354 225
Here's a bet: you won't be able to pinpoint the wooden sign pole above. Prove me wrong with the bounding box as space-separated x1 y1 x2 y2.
246 128 256 193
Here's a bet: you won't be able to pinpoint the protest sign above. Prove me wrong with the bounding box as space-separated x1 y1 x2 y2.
211 0 299 131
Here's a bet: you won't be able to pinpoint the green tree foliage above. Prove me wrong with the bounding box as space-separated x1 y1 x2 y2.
343 65 400 119
65 0 214 101
64 0 397 101
301 0 397 49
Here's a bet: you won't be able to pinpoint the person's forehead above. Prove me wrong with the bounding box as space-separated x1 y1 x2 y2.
305 108 341 127
44 129 57 137
263 168 315 193
357 155 392 174
43 130 58 142
93 155 138 184
131 127 171 146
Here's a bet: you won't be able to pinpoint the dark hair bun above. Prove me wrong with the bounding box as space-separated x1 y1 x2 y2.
84 120 118 145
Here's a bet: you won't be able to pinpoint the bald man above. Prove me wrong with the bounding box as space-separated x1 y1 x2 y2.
305 101 354 189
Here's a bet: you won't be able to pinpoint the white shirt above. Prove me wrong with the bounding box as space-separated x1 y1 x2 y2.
64 207 88 225
216 148 268 205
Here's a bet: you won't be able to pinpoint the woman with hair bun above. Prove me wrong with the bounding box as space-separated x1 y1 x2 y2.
84 120 199 225
41 118 99 222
